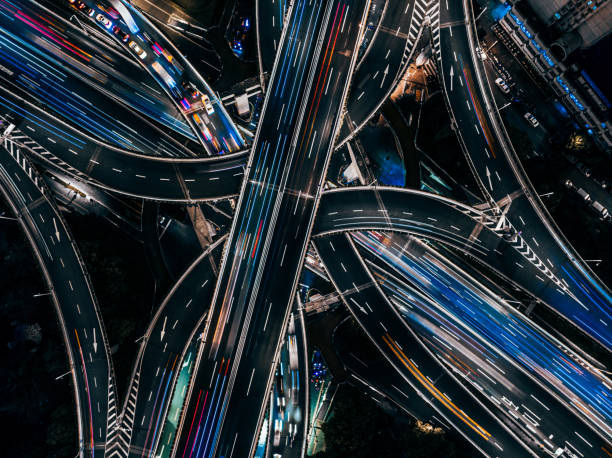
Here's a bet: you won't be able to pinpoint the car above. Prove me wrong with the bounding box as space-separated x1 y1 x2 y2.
74 1 92 15
128 41 147 60
95 14 112 29
112 26 129 43
181 81 199 99
202 94 214 115
494 77 510 94
523 112 539 127
476 46 487 60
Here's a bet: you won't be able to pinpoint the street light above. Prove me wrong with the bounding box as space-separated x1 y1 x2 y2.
475 6 488 22
56 370 72 380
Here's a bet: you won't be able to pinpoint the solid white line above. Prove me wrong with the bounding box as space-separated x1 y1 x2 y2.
340 6 349 33
246 368 256 396
262 302 273 332
529 394 549 411
307 131 318 158
324 67 334 95
277 103 285 130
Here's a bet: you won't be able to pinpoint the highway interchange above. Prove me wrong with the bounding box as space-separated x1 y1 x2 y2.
1 0 611 457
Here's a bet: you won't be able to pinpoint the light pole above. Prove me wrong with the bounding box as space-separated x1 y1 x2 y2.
475 6 488 21
56 369 72 380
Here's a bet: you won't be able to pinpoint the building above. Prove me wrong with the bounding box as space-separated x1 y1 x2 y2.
526 0 612 48
494 7 612 151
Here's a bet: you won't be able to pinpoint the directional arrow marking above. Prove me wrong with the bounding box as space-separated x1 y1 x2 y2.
380 64 389 89
161 316 167 341
449 65 454 91
93 328 97 353
350 297 367 314
53 217 60 242
485 166 493 191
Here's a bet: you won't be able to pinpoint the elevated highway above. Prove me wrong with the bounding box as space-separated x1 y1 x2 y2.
0 128 116 458
114 238 224 457
314 232 533 457
173 0 370 456
0 93 247 202
314 186 591 327
437 0 612 350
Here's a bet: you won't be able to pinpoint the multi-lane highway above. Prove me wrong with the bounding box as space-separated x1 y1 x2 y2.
0 95 247 202
74 0 245 155
356 231 612 451
0 0 202 155
314 186 601 321
256 0 288 83
3 0 612 456
115 238 224 457
174 0 369 456
0 127 115 458
336 0 427 147
438 0 612 350
314 232 533 456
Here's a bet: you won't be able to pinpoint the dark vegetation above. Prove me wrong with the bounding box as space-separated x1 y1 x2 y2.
416 92 482 198
170 0 257 90
309 317 475 458
0 199 75 457
311 384 466 458
66 212 154 400
381 99 420 188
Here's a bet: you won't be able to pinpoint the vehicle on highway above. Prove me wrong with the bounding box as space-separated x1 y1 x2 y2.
112 26 130 43
576 187 591 203
192 113 214 142
95 13 112 29
71 0 94 16
476 46 487 60
128 40 147 60
151 42 173 62
523 112 539 127
202 94 215 115
151 61 176 89
494 77 510 94
96 3 120 19
182 80 199 99
273 419 282 447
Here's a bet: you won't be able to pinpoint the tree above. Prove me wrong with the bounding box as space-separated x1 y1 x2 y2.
314 384 460 458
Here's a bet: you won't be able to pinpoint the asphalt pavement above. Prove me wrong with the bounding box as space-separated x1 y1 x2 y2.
437 0 612 351
173 0 370 455
0 130 115 458
314 232 533 457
